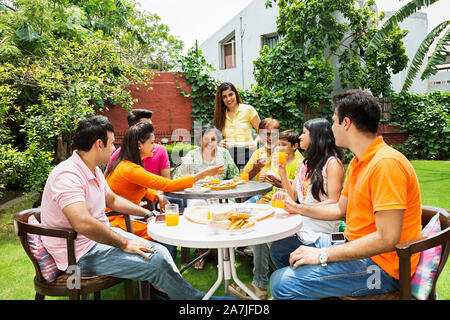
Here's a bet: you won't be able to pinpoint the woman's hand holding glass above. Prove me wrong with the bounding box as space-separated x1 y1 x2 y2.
271 188 288 209
195 164 224 181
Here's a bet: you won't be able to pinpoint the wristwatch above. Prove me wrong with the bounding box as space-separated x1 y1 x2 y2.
319 248 328 267
144 212 156 221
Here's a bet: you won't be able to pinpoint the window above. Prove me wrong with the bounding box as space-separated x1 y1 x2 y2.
261 33 279 50
220 32 236 70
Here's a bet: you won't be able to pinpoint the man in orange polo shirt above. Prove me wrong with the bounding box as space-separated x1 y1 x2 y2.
269 89 422 299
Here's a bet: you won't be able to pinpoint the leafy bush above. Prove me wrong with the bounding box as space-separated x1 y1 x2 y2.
164 142 198 168
0 143 53 192
0 0 182 195
390 91 450 160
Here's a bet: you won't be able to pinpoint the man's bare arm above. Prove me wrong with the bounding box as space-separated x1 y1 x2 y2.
327 209 404 262
289 209 404 268
105 190 150 218
63 201 153 259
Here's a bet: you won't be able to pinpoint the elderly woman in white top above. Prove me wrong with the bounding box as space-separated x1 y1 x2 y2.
173 125 239 180
173 124 239 269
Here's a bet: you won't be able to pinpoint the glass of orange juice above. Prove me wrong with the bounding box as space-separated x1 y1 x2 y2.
278 152 287 164
272 188 287 209
165 204 179 226
239 169 249 182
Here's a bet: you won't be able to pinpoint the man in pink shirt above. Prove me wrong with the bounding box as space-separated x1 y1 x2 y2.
39 115 221 300
107 109 171 178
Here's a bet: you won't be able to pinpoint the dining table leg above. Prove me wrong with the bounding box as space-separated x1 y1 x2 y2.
228 247 260 300
202 248 224 300
202 247 261 300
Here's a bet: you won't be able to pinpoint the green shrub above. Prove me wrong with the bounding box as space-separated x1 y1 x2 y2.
164 142 198 168
390 91 450 160
0 142 53 194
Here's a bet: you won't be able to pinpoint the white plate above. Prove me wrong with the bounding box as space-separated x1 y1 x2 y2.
184 187 211 193
184 205 234 225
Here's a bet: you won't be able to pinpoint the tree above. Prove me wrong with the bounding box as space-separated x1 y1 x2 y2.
257 0 409 111
0 0 182 194
366 0 449 92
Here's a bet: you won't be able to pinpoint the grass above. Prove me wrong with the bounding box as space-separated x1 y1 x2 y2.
0 160 448 300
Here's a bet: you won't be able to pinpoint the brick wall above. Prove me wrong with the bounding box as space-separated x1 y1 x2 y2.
100 72 194 147
377 98 409 145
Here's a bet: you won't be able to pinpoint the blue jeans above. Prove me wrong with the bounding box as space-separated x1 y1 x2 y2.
244 195 269 290
76 227 205 300
269 235 399 299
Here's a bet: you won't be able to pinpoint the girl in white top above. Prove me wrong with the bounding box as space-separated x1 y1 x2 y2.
278 118 345 244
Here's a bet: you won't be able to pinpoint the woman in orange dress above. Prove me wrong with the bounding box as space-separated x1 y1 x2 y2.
104 122 223 241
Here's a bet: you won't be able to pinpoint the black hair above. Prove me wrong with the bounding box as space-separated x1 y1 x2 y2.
279 129 299 147
127 109 153 127
213 82 243 132
303 118 342 202
105 122 154 177
72 115 114 152
332 89 381 134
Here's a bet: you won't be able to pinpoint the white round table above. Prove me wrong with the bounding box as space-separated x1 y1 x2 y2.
147 203 303 299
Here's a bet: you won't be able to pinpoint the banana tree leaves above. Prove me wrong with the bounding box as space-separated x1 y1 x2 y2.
402 20 450 91
367 0 441 52
421 27 450 80
15 24 42 42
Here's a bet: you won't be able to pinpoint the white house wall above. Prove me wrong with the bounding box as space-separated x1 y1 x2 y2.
199 0 438 95
199 0 278 89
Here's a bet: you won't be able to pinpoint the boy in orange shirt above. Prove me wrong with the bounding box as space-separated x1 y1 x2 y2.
269 89 422 299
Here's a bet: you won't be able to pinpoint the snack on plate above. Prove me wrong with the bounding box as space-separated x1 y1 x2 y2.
210 209 235 221
228 212 250 220
202 180 238 190
227 212 255 230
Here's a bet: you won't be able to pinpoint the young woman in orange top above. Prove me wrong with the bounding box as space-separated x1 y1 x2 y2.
104 122 223 241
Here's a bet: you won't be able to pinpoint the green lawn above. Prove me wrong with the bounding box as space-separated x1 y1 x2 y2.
0 160 448 300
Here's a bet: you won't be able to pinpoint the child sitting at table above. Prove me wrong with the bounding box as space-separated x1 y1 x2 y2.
245 129 303 204
228 130 303 300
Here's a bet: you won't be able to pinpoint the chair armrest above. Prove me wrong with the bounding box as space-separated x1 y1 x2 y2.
105 211 134 233
14 217 77 241
396 228 450 255
395 226 450 300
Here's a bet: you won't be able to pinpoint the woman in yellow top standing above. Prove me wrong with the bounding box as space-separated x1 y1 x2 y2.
213 82 261 169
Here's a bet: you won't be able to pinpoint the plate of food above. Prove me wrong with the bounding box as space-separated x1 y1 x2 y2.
184 205 236 225
233 206 275 221
202 180 238 190
184 186 211 193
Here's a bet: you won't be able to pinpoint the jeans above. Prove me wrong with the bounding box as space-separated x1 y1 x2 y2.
244 195 269 290
76 227 204 300
269 234 399 299
228 147 253 169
